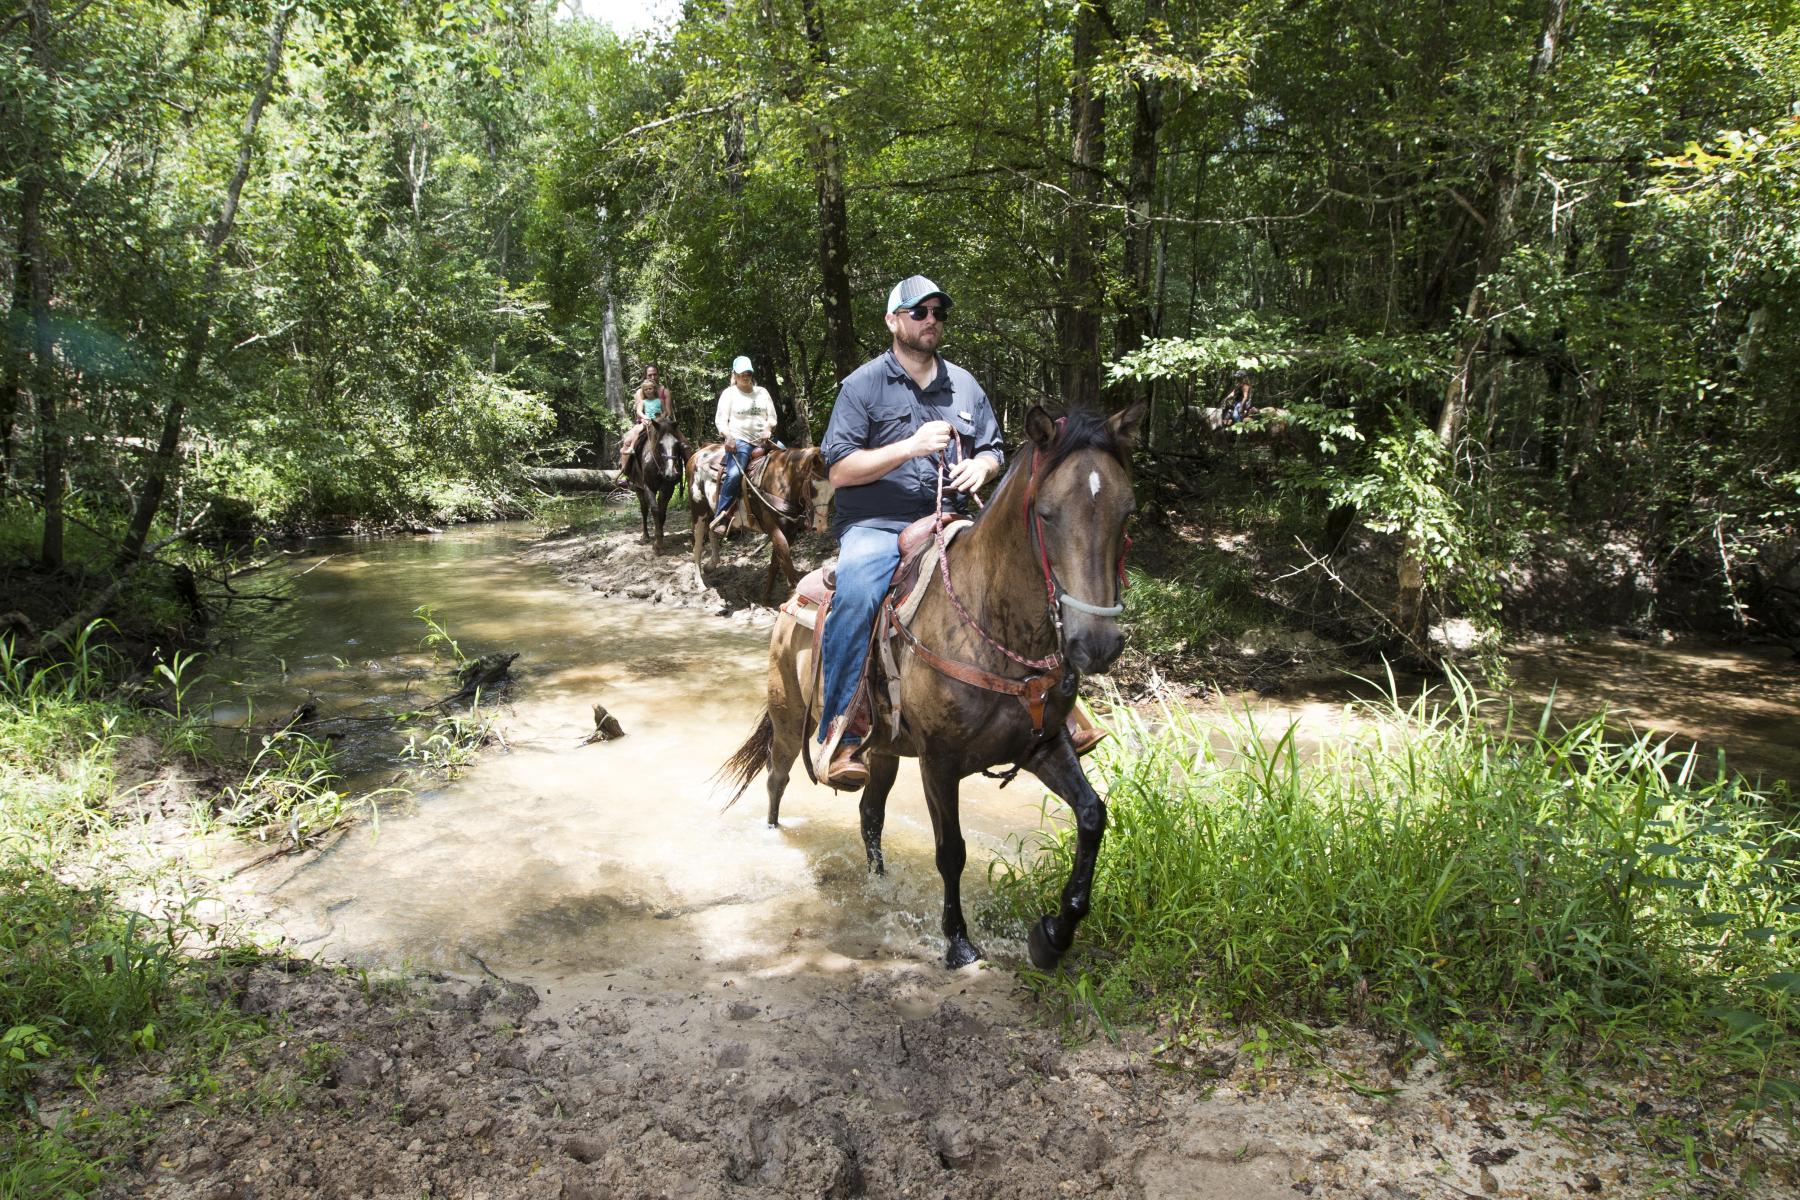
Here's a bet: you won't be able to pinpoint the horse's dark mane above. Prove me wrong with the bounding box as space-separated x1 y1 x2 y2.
975 406 1121 526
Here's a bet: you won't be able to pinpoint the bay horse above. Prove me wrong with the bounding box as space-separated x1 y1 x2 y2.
719 402 1143 971
623 415 689 552
687 442 834 601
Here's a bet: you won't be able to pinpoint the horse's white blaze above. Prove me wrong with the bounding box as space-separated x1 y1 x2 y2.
659 433 677 458
1088 469 1102 498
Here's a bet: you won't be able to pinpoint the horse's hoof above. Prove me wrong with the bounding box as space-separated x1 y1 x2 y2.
944 936 983 969
1027 917 1063 971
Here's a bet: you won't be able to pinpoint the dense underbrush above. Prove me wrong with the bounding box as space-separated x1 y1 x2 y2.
994 677 1799 1153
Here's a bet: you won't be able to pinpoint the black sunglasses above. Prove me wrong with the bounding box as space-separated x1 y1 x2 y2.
900 304 950 322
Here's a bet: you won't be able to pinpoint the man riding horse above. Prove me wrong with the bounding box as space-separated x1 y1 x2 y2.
815 275 1102 790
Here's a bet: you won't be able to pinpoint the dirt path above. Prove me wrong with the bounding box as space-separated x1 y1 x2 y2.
56 521 1766 1199
81 954 1666 1200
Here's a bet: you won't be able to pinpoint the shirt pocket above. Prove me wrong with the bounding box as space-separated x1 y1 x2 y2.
867 398 914 448
946 407 978 456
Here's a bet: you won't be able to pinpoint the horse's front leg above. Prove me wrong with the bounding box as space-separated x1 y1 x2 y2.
860 753 899 875
763 523 793 602
1023 736 1107 971
919 754 981 967
690 514 707 574
653 484 671 552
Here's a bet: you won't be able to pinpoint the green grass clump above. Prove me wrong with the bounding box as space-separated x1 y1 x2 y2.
0 861 195 1105
995 677 1799 1112
0 1121 106 1199
1122 559 1264 658
0 628 139 857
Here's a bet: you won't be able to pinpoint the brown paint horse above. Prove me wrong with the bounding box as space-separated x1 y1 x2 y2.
687 443 835 601
622 415 690 552
719 403 1143 970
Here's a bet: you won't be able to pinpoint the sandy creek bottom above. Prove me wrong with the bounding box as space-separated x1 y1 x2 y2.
211 521 1059 1015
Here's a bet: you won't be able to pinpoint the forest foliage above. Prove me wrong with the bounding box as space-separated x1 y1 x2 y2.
3 0 1797 635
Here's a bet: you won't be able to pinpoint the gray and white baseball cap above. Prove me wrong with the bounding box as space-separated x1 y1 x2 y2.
731 355 754 374
886 275 952 314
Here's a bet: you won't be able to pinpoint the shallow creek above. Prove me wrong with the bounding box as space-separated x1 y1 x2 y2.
208 519 1059 1000
210 520 1798 1000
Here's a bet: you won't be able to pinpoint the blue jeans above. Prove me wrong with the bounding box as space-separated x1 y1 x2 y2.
714 441 752 519
817 523 901 744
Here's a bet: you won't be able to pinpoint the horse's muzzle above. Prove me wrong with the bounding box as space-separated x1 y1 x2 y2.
1065 619 1125 675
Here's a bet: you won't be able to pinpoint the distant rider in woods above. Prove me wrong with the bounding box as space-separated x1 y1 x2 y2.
619 365 672 468
711 356 777 530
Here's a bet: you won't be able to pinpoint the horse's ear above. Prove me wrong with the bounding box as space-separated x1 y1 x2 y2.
1108 400 1147 455
1025 406 1058 450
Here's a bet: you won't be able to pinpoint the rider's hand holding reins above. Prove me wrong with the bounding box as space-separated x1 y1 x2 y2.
945 452 994 493
911 420 954 458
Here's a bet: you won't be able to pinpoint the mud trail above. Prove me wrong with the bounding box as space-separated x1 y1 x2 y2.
59 522 1767 1199
82 954 1663 1200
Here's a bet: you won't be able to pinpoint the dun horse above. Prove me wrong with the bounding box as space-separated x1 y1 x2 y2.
623 415 689 552
719 403 1143 970
687 443 834 601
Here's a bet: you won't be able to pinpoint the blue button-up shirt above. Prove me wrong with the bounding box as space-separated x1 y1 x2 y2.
820 350 1006 536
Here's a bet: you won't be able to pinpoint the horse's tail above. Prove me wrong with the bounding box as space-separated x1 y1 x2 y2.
715 708 774 809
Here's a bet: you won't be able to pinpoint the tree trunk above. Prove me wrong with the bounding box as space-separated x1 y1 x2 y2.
1058 0 1107 410
1394 0 1571 643
23 0 62 566
1117 0 1164 403
801 0 858 386
598 254 627 454
1 228 30 486
119 3 292 564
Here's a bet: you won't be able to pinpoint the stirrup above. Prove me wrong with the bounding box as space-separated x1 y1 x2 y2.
822 742 868 791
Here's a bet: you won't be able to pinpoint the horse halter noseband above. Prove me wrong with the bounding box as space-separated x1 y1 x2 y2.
1020 429 1131 624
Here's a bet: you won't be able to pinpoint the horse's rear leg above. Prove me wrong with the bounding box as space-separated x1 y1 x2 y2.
764 706 804 827
1023 738 1107 971
919 755 980 968
859 754 899 875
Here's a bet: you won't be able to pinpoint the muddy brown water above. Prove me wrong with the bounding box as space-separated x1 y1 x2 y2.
208 517 1061 1002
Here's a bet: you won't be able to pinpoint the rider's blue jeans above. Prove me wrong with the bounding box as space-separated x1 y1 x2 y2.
714 441 752 519
817 522 901 744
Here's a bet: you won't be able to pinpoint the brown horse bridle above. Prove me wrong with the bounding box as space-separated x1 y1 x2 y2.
884 425 1130 740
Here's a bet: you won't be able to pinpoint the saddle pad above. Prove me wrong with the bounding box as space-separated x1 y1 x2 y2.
778 521 969 630
894 520 970 624
780 566 834 629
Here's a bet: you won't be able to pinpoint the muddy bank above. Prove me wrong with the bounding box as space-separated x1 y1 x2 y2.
530 510 837 622
62 956 1745 1200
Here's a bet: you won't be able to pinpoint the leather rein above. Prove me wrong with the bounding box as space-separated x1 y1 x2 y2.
739 444 815 522
884 427 1130 738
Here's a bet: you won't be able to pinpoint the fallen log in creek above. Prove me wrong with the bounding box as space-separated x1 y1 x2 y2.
528 467 619 492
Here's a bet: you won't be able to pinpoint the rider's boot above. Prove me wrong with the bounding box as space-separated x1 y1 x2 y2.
1065 701 1109 758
